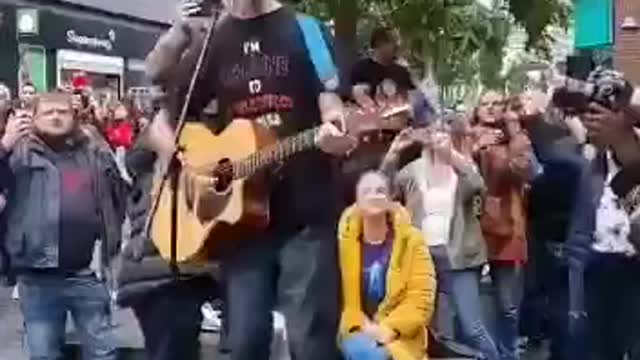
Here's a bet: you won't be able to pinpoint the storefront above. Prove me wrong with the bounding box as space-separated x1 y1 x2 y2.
2 1 167 98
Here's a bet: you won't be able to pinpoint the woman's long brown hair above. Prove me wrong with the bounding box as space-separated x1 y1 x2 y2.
449 114 473 157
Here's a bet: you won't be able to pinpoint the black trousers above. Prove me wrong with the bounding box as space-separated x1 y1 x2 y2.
131 277 215 360
586 255 640 360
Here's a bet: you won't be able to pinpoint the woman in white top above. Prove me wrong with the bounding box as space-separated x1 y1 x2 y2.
381 115 499 360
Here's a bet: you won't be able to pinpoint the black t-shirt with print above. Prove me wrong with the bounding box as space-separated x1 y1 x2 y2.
55 151 101 271
193 7 340 231
350 58 415 98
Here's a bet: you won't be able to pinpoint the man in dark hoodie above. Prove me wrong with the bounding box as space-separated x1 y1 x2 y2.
0 91 125 360
117 1 352 360
0 83 11 285
518 90 588 360
574 98 640 360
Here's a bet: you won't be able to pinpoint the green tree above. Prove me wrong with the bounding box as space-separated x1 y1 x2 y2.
507 0 571 55
296 0 570 69
296 0 569 106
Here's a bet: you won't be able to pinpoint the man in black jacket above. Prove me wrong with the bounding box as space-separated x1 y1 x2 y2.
0 92 125 360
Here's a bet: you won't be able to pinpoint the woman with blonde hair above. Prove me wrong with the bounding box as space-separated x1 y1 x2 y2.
338 171 436 360
381 117 499 359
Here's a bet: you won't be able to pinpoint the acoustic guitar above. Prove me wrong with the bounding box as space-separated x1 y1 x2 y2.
149 104 410 263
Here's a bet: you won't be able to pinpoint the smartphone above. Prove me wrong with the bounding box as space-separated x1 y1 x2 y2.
12 99 27 111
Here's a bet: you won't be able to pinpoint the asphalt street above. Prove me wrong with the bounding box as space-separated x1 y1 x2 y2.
0 286 547 360
0 286 226 360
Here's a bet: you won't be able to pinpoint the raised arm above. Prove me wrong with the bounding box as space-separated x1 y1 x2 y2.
504 113 534 184
379 128 414 178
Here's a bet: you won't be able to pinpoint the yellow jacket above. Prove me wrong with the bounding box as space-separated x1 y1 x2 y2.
337 204 437 360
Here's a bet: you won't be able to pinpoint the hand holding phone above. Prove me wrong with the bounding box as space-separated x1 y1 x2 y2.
1 110 33 150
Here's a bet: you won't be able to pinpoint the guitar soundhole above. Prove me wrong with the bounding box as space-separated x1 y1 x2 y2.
213 158 233 193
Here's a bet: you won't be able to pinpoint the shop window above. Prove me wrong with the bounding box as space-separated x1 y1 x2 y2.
18 44 47 92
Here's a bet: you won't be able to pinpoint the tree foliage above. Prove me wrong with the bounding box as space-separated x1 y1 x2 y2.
295 0 570 98
507 0 571 55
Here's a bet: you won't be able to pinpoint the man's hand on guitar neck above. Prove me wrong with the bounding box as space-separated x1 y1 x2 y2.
318 93 358 155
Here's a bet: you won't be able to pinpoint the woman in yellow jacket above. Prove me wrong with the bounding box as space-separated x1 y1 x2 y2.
338 171 437 360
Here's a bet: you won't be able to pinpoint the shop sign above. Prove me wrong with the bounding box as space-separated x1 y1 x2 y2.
66 29 116 52
17 8 165 59
17 8 39 35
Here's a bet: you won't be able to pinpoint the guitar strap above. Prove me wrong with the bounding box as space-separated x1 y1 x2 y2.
295 13 339 91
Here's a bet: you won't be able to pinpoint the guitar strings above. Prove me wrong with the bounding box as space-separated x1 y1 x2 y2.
181 104 410 179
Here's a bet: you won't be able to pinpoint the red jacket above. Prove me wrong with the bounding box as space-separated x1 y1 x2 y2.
474 125 533 263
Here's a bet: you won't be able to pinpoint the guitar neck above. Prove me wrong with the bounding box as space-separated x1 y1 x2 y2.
232 126 319 179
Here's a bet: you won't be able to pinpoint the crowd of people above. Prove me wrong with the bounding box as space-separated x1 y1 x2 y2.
1 1 640 360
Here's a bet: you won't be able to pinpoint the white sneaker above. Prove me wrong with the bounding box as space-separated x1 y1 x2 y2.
201 302 221 332
11 285 19 300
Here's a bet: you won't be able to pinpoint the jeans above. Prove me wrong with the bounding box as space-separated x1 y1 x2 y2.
18 273 117 360
131 277 215 360
224 226 340 360
430 245 453 339
585 254 640 360
543 243 572 360
448 268 500 360
340 333 391 360
490 262 524 360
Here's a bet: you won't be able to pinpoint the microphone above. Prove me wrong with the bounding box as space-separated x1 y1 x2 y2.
182 0 223 18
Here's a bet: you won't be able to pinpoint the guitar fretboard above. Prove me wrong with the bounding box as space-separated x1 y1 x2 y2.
231 127 319 179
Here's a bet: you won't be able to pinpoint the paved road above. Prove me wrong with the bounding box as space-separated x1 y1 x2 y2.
0 286 226 360
1 286 547 360
0 286 25 360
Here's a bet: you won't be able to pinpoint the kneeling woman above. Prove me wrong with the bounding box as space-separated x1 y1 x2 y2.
338 171 437 360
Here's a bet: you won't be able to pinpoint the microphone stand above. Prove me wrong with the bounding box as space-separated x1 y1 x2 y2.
145 8 222 279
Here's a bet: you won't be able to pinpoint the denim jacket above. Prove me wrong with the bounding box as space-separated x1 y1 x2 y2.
0 134 126 271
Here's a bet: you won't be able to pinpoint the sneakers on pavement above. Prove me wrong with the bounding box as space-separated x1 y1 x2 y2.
201 302 221 332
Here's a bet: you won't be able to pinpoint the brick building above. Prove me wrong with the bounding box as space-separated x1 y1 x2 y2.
615 0 640 84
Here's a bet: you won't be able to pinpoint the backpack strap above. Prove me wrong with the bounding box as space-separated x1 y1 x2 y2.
295 13 339 91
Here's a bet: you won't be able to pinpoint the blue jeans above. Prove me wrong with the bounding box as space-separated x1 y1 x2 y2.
490 262 524 360
430 245 454 338
340 333 391 360
224 226 340 360
18 273 117 360
449 268 500 360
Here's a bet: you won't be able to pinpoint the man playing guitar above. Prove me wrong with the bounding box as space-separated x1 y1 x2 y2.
144 0 354 359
